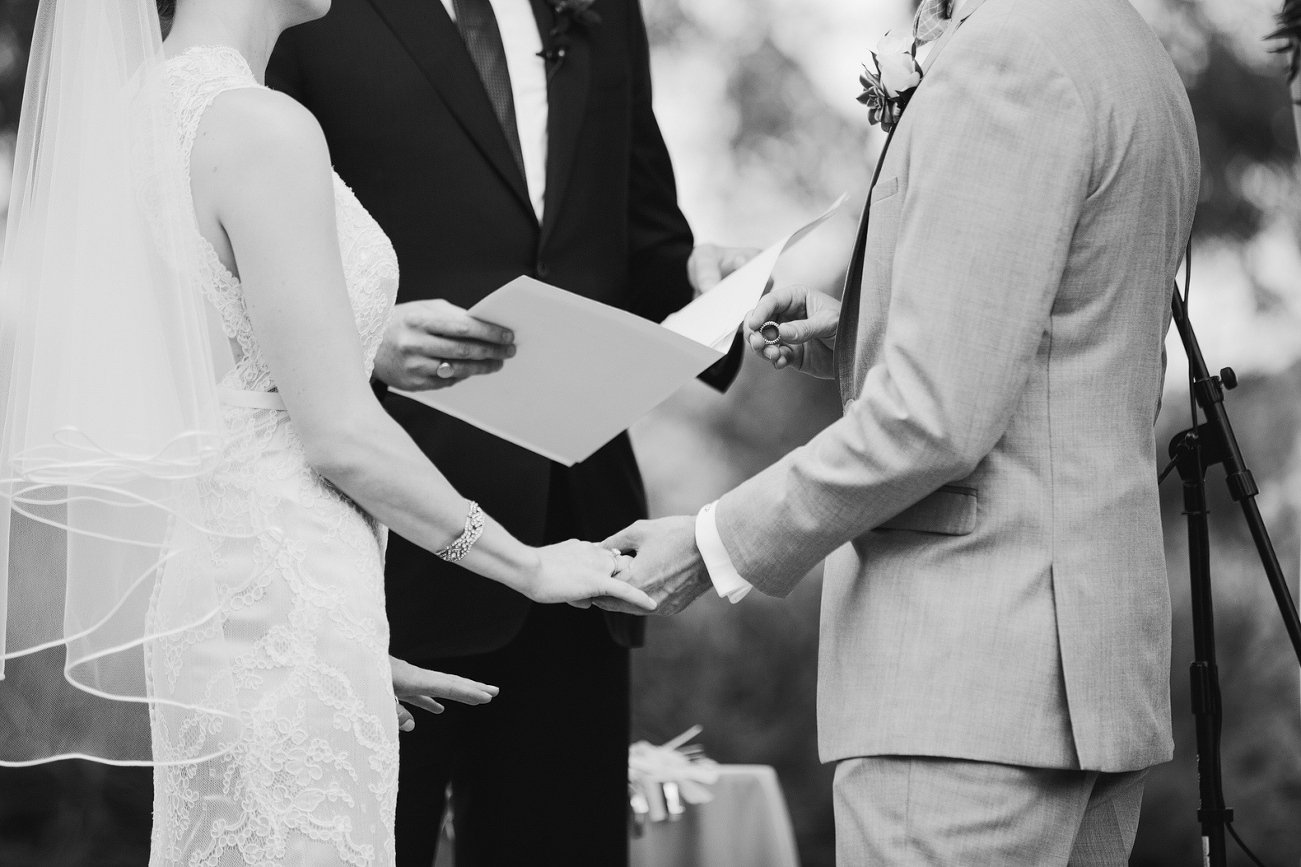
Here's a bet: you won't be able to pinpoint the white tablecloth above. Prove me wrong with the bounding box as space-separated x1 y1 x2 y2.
630 764 801 867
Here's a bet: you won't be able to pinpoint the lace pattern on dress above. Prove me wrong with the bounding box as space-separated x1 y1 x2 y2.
148 45 402 867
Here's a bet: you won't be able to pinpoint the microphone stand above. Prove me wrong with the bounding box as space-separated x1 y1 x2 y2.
1162 288 1301 867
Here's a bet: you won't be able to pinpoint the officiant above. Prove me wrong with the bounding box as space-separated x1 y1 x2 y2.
268 1 750 863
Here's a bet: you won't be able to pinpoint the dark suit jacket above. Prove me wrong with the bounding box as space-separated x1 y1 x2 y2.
268 0 739 658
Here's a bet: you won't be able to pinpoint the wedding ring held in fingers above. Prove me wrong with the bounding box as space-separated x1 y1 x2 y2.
435 361 456 379
760 321 783 346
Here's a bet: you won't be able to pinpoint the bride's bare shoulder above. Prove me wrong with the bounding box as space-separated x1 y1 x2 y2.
192 87 331 192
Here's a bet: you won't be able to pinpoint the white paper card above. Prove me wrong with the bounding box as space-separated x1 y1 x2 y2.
660 192 848 350
390 195 846 465
392 278 723 466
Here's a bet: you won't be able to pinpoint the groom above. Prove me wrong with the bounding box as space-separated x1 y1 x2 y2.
605 0 1199 862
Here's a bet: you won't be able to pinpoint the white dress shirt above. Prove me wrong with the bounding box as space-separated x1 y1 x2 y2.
696 501 752 603
441 0 549 221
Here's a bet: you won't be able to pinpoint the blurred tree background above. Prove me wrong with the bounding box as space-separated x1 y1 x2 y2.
0 0 1299 865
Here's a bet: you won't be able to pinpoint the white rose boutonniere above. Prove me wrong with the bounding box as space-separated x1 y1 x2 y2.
857 29 923 133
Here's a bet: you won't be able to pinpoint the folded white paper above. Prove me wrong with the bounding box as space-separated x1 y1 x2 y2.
391 195 846 465
661 192 848 351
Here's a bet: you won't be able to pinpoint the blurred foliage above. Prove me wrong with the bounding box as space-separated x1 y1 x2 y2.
0 0 1299 865
1156 0 1299 239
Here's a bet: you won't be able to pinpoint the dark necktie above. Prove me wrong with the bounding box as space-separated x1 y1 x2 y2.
452 0 526 179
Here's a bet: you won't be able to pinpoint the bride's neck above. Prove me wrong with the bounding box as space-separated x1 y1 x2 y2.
164 0 288 84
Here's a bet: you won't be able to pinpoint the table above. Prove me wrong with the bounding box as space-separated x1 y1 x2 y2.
630 764 801 867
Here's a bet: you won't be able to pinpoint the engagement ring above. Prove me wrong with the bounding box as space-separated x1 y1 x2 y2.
436 361 456 379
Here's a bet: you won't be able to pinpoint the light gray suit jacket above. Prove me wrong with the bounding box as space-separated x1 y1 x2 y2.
715 0 1199 772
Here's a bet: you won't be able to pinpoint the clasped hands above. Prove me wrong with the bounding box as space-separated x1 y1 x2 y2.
587 283 842 616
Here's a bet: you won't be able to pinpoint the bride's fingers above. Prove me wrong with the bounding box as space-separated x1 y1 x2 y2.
594 577 657 612
417 675 497 705
397 704 416 732
401 695 445 715
395 667 498 705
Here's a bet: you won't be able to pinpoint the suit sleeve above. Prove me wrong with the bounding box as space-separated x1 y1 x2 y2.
714 28 1094 597
623 0 693 322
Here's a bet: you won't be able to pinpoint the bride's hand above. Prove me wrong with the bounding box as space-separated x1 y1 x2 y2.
744 283 841 379
520 540 656 611
390 656 499 731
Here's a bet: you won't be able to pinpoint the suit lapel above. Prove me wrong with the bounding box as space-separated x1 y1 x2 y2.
920 0 990 75
836 127 895 392
836 0 992 393
528 0 592 247
366 0 534 221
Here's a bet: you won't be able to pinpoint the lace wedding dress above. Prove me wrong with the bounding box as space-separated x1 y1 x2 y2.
146 46 402 867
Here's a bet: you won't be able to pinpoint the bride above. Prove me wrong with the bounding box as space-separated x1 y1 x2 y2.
0 0 654 864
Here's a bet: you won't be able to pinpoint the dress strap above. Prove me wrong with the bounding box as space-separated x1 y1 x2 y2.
217 387 287 411
166 46 264 177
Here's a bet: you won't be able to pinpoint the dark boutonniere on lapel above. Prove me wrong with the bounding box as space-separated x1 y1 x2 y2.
857 30 923 133
538 0 600 78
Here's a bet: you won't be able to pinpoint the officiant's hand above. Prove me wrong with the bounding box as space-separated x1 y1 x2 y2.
744 283 841 379
688 244 762 295
593 517 711 616
374 299 516 391
390 656 499 731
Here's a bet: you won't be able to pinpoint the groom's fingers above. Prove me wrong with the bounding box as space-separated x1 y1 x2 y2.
744 284 804 332
778 307 838 345
601 522 647 554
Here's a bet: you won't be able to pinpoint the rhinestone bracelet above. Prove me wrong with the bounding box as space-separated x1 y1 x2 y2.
436 500 485 562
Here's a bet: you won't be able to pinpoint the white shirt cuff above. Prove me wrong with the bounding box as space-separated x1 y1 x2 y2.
695 501 752 604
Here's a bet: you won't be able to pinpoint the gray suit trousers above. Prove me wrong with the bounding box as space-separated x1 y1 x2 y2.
833 757 1146 866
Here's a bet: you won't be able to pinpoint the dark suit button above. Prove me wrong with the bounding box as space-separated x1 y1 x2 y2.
536 261 551 279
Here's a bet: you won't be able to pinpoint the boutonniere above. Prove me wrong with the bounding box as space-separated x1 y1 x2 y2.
857 30 923 133
538 0 600 77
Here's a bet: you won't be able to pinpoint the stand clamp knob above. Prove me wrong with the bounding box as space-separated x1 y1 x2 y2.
1220 367 1237 390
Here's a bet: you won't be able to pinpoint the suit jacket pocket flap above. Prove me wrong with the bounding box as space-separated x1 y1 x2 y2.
875 485 977 536
870 176 899 203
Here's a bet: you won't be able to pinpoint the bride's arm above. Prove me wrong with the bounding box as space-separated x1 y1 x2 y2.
190 89 651 610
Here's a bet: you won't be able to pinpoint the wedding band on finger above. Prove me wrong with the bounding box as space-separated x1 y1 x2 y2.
608 548 621 576
435 361 456 379
760 321 783 346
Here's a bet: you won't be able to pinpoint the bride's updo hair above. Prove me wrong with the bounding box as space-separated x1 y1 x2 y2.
157 0 176 36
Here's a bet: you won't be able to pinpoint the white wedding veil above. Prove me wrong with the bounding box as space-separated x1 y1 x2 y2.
0 0 245 765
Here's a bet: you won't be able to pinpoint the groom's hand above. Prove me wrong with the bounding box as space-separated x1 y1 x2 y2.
374 299 516 391
595 517 711 616
744 283 841 379
689 244 762 295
